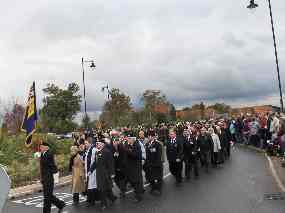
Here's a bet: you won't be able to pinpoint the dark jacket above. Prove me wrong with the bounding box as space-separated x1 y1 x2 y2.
114 141 128 173
40 150 58 184
145 140 163 181
218 129 231 149
197 134 213 153
95 147 115 192
183 136 198 160
123 141 142 183
166 137 184 162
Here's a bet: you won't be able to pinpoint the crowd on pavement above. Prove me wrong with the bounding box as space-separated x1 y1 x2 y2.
38 111 285 213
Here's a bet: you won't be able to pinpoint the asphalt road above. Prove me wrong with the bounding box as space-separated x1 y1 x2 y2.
3 146 285 213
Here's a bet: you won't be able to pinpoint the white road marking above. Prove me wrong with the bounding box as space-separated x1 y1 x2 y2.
12 172 172 210
266 153 285 192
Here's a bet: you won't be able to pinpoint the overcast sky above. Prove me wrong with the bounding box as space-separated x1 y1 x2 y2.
1 0 285 117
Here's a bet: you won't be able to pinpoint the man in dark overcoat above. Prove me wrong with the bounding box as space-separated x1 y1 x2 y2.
123 136 144 202
166 129 184 185
40 142 66 213
145 130 163 194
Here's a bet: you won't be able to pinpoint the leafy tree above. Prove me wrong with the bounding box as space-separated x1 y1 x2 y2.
169 104 177 121
208 103 231 114
100 88 133 128
199 102 206 119
41 83 81 133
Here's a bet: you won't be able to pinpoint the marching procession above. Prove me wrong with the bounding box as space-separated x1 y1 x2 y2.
39 111 285 213
40 119 234 213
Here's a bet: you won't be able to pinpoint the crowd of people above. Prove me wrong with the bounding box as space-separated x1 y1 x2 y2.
39 111 285 213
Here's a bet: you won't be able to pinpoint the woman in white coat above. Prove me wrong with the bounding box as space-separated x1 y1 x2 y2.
209 128 221 167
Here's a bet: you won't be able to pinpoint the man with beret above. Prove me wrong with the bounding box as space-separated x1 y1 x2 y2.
39 142 66 213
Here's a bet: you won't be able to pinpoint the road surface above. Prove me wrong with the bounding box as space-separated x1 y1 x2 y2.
3 146 285 213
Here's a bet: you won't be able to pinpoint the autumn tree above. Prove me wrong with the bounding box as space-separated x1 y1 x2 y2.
3 103 25 134
208 103 231 114
100 88 133 128
141 90 173 124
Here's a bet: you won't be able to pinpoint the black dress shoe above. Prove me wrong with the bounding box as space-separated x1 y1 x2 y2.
101 205 107 211
120 192 126 199
110 196 117 205
133 196 142 203
58 203 66 213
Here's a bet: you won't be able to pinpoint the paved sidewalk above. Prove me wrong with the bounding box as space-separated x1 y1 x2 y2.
9 175 72 200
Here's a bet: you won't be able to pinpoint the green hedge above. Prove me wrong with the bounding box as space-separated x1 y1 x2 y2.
0 132 73 188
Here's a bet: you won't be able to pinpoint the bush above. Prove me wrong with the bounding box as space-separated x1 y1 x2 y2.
0 132 73 188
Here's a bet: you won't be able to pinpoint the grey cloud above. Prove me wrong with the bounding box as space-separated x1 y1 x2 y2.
1 0 285 114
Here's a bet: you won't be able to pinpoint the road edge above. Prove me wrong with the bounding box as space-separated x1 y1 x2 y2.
265 154 285 192
236 144 285 192
8 176 72 200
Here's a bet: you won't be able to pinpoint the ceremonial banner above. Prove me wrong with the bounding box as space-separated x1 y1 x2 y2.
21 82 38 146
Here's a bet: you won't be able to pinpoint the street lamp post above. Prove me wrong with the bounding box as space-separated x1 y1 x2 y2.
247 0 284 112
81 57 96 117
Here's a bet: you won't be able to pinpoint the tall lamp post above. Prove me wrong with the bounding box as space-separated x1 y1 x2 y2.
81 57 96 118
247 0 283 112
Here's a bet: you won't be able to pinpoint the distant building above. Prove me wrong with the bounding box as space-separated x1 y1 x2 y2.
231 105 280 117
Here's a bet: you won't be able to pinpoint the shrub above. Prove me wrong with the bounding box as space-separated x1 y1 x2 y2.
0 133 73 188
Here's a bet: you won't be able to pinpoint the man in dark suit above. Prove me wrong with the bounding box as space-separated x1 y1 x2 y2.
196 128 213 173
145 130 163 195
123 136 144 202
183 129 199 180
95 140 117 210
40 142 66 213
166 129 184 185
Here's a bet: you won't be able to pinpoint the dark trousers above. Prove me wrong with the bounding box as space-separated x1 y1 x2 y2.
185 157 199 178
42 180 65 213
73 193 79 203
220 148 226 163
150 179 162 192
250 134 260 147
169 161 183 183
226 146 231 158
148 166 163 192
200 151 210 171
114 170 127 194
212 152 219 167
100 189 116 206
87 188 99 204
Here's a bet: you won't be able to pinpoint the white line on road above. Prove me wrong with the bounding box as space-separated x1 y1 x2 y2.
265 153 285 192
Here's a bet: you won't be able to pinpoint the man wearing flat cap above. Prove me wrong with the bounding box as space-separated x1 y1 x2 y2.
39 141 66 213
